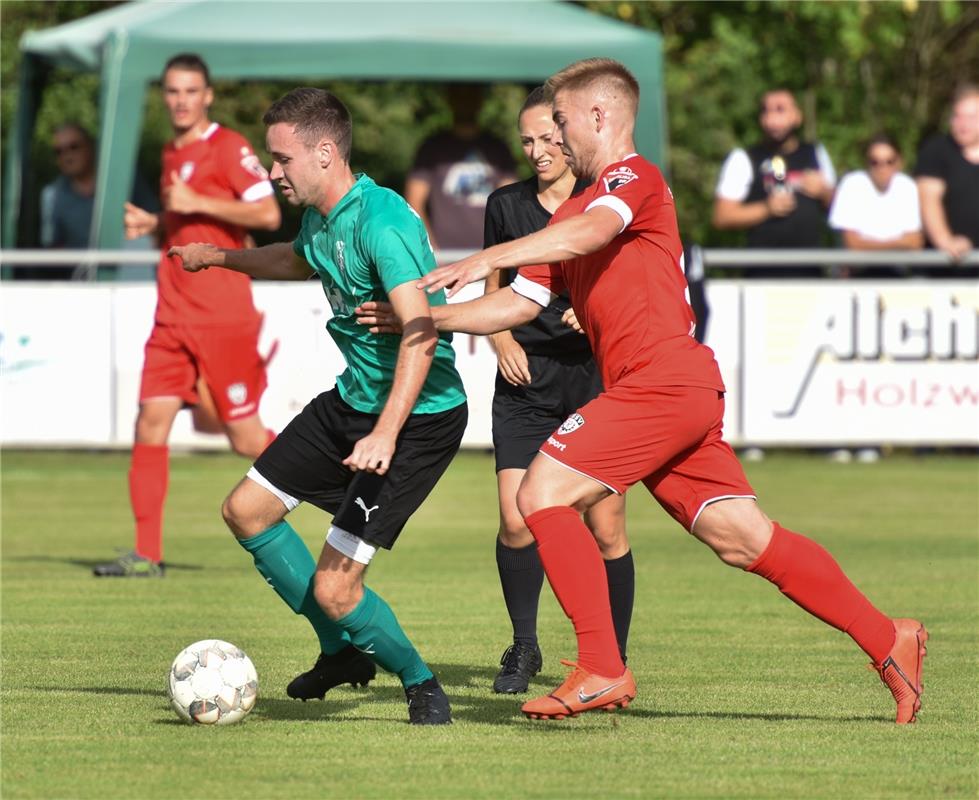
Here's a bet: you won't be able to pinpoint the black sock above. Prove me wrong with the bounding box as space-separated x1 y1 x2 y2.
604 550 635 663
496 539 544 646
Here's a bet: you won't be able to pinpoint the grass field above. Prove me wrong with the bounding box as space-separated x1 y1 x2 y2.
2 449 977 799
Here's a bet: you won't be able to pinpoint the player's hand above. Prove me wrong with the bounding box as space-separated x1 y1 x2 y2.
164 171 202 214
561 307 585 334
168 242 222 272
417 254 492 298
490 331 531 386
343 431 396 474
123 202 158 240
766 190 796 218
354 301 402 334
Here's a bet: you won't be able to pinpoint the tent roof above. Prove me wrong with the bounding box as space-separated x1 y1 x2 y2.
22 0 662 80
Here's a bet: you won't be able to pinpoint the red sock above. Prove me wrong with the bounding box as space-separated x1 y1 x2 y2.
525 506 624 677
747 523 896 663
129 443 169 563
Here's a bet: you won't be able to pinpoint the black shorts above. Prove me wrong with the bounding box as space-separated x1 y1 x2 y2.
253 389 468 550
491 352 603 471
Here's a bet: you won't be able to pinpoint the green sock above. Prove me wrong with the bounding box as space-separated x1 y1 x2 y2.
238 521 349 655
337 587 433 688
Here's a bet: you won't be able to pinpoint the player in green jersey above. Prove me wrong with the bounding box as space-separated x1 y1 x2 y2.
170 87 467 725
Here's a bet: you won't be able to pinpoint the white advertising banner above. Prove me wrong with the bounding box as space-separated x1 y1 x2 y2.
3 280 977 448
741 281 979 445
0 285 114 444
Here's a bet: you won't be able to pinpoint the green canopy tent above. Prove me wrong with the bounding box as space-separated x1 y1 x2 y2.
5 0 665 250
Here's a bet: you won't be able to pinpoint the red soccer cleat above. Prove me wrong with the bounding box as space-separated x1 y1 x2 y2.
872 618 928 724
521 659 636 720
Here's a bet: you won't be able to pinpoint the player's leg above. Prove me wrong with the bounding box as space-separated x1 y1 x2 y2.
518 383 717 718
190 377 224 434
492 467 546 693
584 492 633 663
649 391 924 723
94 324 193 577
191 324 276 457
314 401 468 724
221 468 360 700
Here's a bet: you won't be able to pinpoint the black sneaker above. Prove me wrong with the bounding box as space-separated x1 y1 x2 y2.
92 551 165 578
405 676 452 725
492 641 543 694
286 645 377 701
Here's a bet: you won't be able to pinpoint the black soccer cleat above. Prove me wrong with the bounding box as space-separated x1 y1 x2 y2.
492 641 543 694
92 551 165 578
405 676 452 725
286 645 377 701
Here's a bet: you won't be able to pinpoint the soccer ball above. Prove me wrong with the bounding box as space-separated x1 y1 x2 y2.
167 639 258 725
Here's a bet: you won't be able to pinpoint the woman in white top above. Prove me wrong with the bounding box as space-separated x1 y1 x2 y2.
829 134 923 251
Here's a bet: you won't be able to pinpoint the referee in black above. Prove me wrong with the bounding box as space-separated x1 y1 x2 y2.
483 87 634 694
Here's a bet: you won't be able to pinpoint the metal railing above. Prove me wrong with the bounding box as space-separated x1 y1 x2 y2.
1 247 978 276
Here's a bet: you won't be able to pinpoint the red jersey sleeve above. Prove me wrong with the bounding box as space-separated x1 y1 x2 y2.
512 262 565 307
215 129 275 202
585 158 663 233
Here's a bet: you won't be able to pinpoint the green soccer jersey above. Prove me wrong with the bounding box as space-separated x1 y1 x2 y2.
292 174 467 415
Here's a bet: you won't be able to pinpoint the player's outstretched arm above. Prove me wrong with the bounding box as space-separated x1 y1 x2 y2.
417 206 623 297
356 286 542 337
169 241 313 280
343 281 438 475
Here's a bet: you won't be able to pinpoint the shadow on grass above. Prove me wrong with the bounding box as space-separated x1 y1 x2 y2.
5 554 205 573
27 680 887 727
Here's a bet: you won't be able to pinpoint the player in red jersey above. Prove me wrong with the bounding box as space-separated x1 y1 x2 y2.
359 58 927 724
94 54 281 578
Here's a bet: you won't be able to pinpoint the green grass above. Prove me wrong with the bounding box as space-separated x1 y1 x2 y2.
2 450 977 799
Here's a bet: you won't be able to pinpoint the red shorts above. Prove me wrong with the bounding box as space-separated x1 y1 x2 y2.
139 320 267 423
538 384 755 531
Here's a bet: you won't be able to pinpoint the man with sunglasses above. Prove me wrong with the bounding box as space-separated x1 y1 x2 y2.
712 88 836 277
39 123 157 279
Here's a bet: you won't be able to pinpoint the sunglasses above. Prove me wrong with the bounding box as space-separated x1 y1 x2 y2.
868 157 897 167
54 142 83 156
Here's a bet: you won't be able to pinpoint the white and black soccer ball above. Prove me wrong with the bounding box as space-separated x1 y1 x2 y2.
167 639 258 725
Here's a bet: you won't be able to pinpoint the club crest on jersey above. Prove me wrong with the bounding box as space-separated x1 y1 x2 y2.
335 241 346 272
227 382 248 406
239 152 269 180
558 413 585 435
603 166 638 193
179 161 195 182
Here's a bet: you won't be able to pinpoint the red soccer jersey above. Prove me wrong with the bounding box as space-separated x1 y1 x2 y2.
155 124 274 326
512 155 724 392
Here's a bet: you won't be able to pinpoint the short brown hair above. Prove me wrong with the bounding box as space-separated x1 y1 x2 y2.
952 83 979 104
263 88 352 161
162 53 210 86
544 58 639 112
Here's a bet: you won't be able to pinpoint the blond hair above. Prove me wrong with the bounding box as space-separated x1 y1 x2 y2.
544 58 639 114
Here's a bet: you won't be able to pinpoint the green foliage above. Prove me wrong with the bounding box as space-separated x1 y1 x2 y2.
585 0 979 244
2 450 978 797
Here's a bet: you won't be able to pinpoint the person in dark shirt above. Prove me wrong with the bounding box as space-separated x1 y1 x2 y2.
481 87 632 694
406 84 516 253
915 84 979 265
712 88 836 277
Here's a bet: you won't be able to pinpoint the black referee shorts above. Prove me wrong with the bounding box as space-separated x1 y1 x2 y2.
491 352 603 472
253 389 468 550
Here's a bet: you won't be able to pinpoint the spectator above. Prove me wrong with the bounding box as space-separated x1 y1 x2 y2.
915 84 979 267
829 133 923 255
406 84 516 255
38 122 158 280
712 88 836 277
